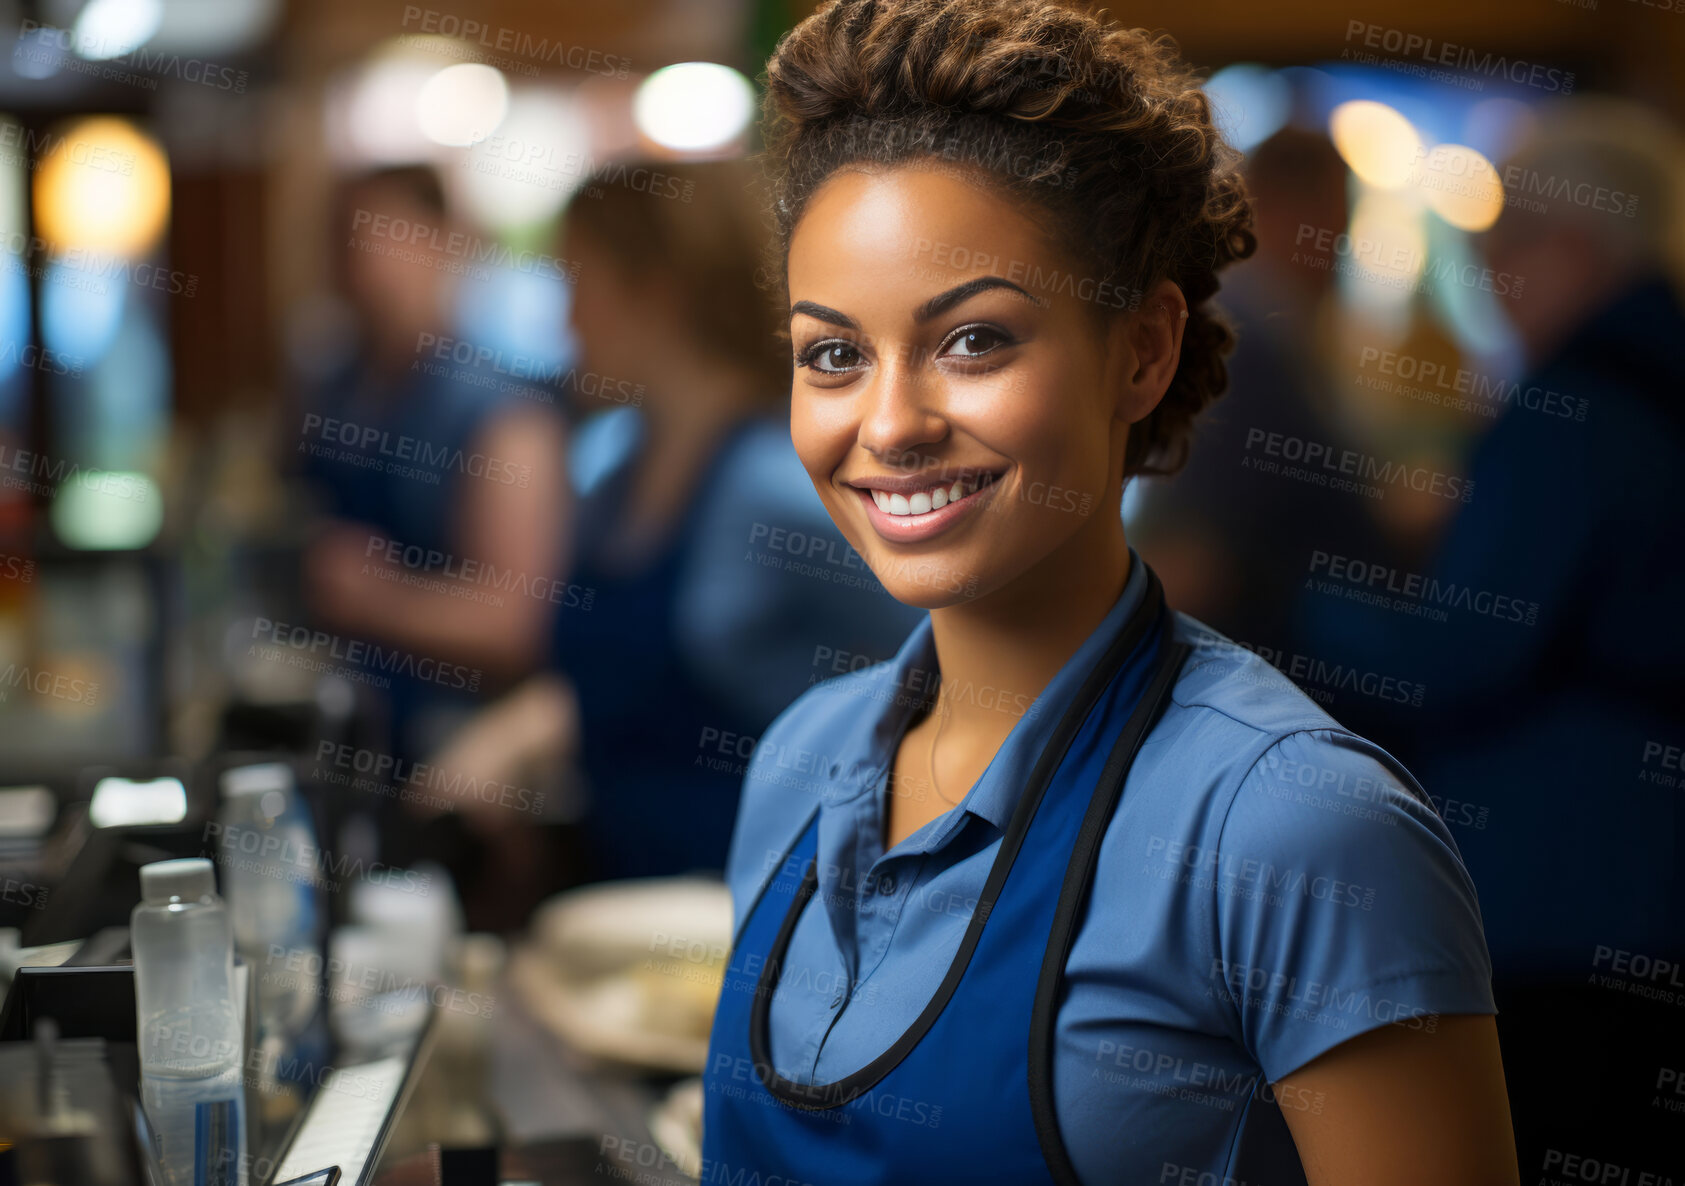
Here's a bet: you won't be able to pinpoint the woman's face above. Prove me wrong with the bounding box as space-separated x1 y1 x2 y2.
786 164 1178 610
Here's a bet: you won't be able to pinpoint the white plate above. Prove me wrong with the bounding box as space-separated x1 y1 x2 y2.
514 877 732 1073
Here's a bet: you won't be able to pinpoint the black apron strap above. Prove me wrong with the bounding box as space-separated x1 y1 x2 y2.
1029 632 1194 1184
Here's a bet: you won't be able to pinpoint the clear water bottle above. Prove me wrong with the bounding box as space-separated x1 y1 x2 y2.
218 762 321 1044
132 858 247 1186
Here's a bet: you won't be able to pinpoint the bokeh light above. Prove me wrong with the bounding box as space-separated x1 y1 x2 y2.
33 117 171 257
454 88 590 230
633 63 755 153
1414 143 1504 232
1205 64 1292 154
41 261 127 364
50 471 164 551
71 0 164 61
416 63 509 148
1345 188 1428 308
1330 100 1424 189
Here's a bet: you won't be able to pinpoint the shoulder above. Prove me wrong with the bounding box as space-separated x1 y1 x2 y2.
1155 610 1453 854
1129 619 1492 1078
1156 612 1352 766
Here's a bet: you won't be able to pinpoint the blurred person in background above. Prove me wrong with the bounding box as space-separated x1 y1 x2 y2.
413 159 921 916
1302 96 1685 1169
294 165 569 765
1130 127 1383 648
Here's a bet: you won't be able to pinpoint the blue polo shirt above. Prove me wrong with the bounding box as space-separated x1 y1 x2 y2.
722 552 1496 1183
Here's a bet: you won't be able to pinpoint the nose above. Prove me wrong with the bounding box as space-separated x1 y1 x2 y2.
856 345 948 469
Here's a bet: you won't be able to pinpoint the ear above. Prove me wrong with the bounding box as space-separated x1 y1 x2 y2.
1110 278 1188 425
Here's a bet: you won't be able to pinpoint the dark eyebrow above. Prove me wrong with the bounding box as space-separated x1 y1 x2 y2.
789 301 858 330
789 276 1045 331
915 276 1044 322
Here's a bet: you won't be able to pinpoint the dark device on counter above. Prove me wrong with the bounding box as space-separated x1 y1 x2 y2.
274 1170 343 1186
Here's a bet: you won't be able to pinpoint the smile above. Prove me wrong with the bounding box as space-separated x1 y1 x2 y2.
846 470 1003 543
867 472 994 516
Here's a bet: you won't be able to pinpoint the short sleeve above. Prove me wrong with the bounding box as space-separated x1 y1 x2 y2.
1211 729 1496 1082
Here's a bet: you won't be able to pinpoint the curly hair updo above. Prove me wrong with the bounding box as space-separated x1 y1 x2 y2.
762 0 1256 476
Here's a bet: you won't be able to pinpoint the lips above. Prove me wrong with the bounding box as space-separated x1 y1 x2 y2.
864 471 996 517
846 469 1002 543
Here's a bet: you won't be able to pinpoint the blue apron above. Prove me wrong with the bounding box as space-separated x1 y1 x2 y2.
703 571 1192 1185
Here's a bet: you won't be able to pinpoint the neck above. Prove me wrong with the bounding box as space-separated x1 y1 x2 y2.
924 506 1132 740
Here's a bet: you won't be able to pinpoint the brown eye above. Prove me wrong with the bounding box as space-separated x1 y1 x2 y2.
942 325 1011 359
801 340 864 373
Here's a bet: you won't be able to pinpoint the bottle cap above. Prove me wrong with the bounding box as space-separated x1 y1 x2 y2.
139 858 217 905
221 762 293 797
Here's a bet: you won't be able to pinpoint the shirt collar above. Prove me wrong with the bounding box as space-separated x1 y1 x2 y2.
827 549 1152 839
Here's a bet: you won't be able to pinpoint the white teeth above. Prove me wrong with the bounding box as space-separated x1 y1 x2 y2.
868 475 992 517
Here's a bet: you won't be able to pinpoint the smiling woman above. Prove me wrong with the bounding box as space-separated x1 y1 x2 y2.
702 1 1521 1184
